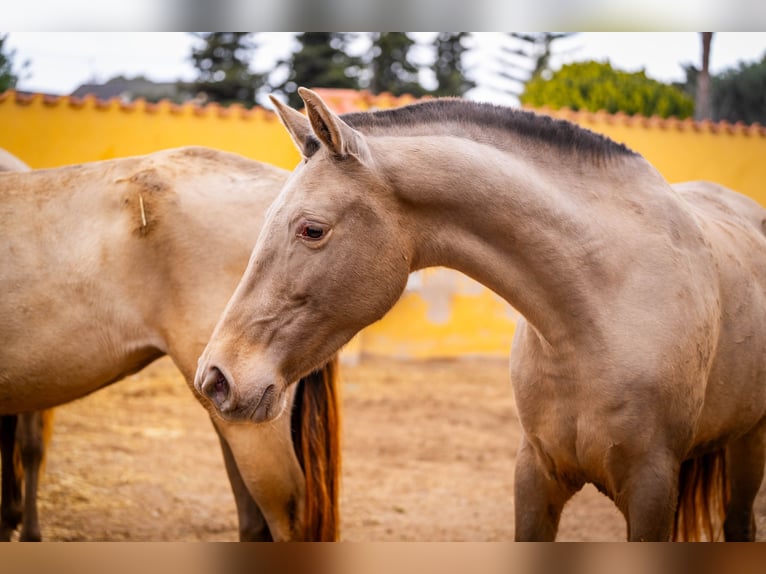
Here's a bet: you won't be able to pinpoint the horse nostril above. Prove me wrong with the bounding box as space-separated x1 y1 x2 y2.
201 366 231 411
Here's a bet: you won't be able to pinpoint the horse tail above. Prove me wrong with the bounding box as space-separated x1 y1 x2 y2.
40 409 55 471
12 426 23 490
673 449 729 541
291 355 342 541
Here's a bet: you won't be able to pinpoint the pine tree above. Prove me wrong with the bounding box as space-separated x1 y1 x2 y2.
189 32 264 107
367 33 426 97
712 54 766 125
494 33 577 102
677 47 766 125
431 33 475 97
0 34 29 93
272 33 363 108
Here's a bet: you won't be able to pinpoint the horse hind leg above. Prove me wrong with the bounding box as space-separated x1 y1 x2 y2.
723 426 766 541
0 414 23 541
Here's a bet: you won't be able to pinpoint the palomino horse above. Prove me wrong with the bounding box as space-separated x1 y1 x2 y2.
0 148 31 172
0 148 53 542
197 88 766 541
0 147 340 541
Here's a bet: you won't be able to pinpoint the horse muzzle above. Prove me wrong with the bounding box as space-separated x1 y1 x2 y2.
194 363 286 423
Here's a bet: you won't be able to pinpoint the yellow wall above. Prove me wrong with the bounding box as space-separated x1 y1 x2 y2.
0 92 302 170
2 90 765 361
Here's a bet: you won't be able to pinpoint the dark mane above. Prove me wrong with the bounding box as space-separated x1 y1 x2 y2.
341 99 637 160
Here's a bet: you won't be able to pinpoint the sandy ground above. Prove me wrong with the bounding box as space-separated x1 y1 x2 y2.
11 356 766 541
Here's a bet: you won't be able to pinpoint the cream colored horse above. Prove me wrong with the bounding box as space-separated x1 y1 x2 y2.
0 147 340 541
197 89 766 541
0 149 31 172
0 148 52 542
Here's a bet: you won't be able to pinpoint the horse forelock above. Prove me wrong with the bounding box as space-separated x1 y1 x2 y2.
340 99 637 163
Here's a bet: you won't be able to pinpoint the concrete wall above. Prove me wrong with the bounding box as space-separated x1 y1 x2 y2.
2 88 765 361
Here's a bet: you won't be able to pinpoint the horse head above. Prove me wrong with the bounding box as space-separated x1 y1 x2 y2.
195 89 411 422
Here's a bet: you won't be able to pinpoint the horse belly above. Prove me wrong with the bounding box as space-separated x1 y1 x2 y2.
0 313 164 413
0 351 164 413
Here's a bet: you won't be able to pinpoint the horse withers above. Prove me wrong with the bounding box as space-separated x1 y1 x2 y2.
197 88 766 541
0 147 340 541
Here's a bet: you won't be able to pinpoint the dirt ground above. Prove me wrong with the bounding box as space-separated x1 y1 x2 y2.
14 356 766 541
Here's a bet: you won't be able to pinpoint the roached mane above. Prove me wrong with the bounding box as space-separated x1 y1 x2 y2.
337 98 638 161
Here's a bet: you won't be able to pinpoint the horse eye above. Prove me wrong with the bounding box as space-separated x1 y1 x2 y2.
298 222 326 241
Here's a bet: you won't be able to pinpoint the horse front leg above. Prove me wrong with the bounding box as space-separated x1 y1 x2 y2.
211 419 272 541
212 406 306 541
0 414 22 541
724 425 766 541
514 436 578 541
611 450 679 541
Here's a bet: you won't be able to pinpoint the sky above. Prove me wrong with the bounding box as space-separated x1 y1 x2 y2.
5 32 766 107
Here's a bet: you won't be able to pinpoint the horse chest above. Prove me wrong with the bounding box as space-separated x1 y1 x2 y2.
511 342 628 486
514 374 596 470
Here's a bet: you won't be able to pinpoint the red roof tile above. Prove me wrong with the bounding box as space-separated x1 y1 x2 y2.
1 89 764 137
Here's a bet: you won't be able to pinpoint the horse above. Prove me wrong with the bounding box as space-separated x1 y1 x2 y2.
0 146 340 541
0 148 31 173
0 148 54 542
196 88 766 541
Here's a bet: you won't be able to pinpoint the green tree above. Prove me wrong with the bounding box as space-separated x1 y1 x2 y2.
0 34 29 92
367 33 426 97
431 33 475 97
712 54 766 125
272 33 362 108
521 60 694 119
189 32 264 107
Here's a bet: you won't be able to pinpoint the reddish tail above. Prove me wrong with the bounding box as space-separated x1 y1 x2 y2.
673 449 729 541
292 356 342 541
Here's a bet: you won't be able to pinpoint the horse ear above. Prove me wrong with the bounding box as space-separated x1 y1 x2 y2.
269 95 314 158
297 87 369 161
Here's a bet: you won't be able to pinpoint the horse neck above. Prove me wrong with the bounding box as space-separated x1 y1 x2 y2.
376 134 665 347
